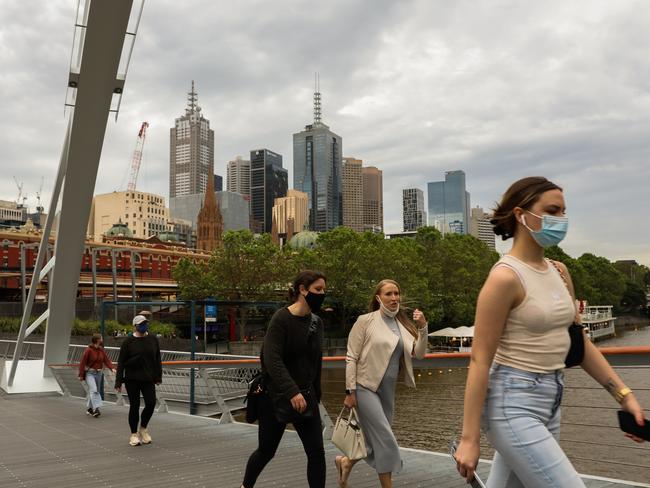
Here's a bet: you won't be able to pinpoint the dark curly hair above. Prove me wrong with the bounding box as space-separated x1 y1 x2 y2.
491 177 562 241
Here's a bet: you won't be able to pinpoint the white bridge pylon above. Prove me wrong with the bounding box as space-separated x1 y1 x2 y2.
3 0 144 392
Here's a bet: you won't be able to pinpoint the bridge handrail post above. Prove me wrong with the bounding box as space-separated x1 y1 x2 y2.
199 368 234 424
189 300 196 415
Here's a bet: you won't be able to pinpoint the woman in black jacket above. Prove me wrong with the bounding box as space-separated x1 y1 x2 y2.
115 314 162 447
241 270 327 488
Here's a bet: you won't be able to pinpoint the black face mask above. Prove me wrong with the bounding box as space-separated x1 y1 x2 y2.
304 291 326 313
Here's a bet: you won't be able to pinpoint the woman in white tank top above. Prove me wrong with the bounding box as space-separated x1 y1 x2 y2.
453 177 646 488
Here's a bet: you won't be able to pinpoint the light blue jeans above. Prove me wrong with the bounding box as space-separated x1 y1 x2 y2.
85 369 103 411
482 364 585 488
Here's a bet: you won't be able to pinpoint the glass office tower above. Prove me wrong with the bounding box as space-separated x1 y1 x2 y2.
427 170 470 234
293 84 342 232
250 149 287 233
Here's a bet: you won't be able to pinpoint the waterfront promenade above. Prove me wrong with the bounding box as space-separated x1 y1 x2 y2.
1 393 647 488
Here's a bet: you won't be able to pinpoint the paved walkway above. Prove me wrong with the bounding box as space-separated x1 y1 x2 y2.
0 394 646 488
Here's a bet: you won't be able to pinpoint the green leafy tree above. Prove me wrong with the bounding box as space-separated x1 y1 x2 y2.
413 227 445 325
576 253 627 309
174 230 292 339
620 281 647 313
438 233 499 326
381 235 433 319
315 227 386 327
172 258 212 300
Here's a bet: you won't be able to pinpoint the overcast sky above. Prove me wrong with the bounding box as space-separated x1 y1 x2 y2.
2 0 649 265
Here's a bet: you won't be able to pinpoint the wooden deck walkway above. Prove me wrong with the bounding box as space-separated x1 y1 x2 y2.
0 394 647 488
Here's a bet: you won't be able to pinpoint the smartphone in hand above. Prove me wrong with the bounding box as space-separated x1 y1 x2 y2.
618 410 650 441
450 440 487 488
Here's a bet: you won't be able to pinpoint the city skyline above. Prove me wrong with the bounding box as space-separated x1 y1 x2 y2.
2 1 650 264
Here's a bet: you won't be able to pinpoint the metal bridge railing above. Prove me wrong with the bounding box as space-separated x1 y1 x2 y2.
8 341 650 483
49 360 261 422
0 339 256 364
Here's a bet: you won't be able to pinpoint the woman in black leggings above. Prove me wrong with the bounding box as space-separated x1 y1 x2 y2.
241 270 327 488
115 314 162 446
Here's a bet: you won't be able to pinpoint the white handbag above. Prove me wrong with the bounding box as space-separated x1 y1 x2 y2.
331 407 367 460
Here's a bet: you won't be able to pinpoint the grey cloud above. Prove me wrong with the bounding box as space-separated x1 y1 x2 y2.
1 0 649 265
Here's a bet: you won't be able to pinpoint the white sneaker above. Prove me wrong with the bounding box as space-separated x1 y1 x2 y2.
139 427 152 444
129 433 141 446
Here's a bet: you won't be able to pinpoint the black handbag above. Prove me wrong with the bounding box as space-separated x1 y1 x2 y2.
244 371 266 424
565 323 586 368
549 260 586 368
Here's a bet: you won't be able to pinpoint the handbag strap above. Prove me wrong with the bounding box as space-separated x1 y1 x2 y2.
337 406 360 422
549 259 577 300
549 260 581 323
549 260 570 291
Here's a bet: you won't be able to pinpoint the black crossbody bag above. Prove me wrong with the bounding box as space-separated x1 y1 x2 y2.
244 371 266 424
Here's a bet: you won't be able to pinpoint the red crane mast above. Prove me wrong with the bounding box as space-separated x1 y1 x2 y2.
126 121 149 192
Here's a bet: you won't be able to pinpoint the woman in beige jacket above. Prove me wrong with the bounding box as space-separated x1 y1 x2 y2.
335 279 428 488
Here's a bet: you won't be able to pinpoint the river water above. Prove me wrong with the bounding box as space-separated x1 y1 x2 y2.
320 324 650 483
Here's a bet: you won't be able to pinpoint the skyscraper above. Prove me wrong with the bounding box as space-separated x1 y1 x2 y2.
226 156 251 196
469 206 495 249
293 77 343 231
362 166 383 232
342 157 364 232
169 81 214 198
402 188 426 232
427 170 470 234
250 149 287 233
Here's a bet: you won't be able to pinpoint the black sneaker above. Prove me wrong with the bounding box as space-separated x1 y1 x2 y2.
92 409 101 417
86 408 93 416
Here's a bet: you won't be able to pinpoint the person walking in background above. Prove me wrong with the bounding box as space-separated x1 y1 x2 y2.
240 270 327 488
336 279 428 488
115 314 162 447
454 177 646 487
78 333 115 417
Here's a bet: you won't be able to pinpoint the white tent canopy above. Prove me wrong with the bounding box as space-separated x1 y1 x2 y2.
428 326 475 338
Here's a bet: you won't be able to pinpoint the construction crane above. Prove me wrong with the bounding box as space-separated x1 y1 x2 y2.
126 121 149 192
36 176 44 212
13 176 25 207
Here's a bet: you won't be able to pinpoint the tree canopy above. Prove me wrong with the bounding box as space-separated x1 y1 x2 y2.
173 227 647 335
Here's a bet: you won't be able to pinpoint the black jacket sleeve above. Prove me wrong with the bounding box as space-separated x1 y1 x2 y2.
115 339 129 388
313 320 323 402
263 313 300 400
153 337 163 383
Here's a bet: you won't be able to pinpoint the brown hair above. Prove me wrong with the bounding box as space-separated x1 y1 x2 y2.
491 176 563 241
289 270 327 302
369 279 418 339
91 333 102 345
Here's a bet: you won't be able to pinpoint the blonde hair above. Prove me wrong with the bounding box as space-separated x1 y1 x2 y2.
369 279 418 339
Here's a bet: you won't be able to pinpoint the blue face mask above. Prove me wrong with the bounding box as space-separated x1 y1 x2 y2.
136 322 149 334
521 211 568 248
